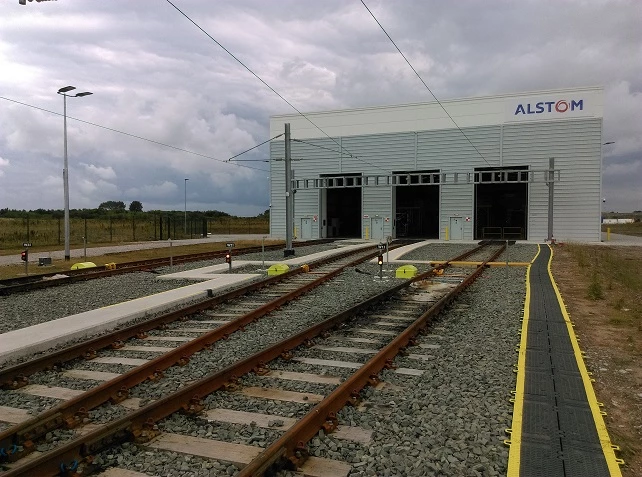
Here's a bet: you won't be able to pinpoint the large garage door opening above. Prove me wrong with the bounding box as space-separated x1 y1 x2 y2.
323 174 362 238
474 167 528 240
394 170 440 238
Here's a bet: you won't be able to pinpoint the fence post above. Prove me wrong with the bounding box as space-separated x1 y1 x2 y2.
110 217 113 242
132 215 136 241
26 214 30 241
84 218 88 246
58 218 62 245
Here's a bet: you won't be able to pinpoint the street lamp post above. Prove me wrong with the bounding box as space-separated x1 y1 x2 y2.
184 178 189 236
57 86 92 261
601 142 615 239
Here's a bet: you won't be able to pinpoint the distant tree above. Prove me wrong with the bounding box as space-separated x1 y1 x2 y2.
129 200 143 212
98 200 126 211
257 209 270 218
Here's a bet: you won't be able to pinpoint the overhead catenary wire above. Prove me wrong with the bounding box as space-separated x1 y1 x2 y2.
164 0 390 174
360 0 492 167
292 138 347 157
226 134 282 162
0 95 268 173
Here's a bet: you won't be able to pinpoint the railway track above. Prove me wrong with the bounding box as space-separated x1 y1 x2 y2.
0 242 504 476
0 239 334 296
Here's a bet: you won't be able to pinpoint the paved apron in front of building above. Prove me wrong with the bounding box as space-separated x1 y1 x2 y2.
519 245 611 476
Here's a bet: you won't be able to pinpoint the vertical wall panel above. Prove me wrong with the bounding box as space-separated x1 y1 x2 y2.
503 118 602 241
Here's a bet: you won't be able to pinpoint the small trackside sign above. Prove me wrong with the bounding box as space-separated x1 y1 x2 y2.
23 242 32 247
377 243 386 249
226 242 235 248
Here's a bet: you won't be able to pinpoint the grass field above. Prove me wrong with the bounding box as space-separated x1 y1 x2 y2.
602 221 642 237
0 216 269 252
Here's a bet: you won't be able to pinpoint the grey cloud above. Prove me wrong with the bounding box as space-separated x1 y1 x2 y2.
0 0 640 214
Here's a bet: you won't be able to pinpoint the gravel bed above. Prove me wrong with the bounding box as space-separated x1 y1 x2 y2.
268 359 358 381
2 242 525 476
323 266 524 476
93 443 233 476
0 391 60 415
239 373 337 397
0 244 338 336
399 242 537 263
0 273 198 334
120 264 398 403
159 413 285 448
27 372 103 391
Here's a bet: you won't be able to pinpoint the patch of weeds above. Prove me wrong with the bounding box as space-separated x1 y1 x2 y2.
612 297 626 310
587 272 604 300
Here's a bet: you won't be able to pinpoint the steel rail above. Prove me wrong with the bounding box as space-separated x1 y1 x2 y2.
0 246 388 457
0 242 374 388
238 243 506 476
0 239 336 296
0 243 491 476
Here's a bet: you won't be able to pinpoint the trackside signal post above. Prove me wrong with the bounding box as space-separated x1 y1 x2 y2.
21 242 32 276
226 242 234 272
377 243 385 279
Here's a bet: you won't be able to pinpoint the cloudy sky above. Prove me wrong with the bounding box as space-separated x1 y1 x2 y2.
0 0 640 215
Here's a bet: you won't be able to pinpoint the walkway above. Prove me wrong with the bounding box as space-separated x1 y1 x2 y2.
506 244 623 476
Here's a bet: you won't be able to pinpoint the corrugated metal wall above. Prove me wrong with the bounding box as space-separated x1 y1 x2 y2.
270 118 601 242
416 126 501 239
503 118 602 241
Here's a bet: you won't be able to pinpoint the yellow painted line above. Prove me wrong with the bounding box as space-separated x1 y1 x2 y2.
506 243 539 476
547 245 624 475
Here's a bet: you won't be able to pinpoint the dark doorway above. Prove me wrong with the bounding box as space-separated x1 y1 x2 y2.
324 175 362 238
394 170 440 238
474 167 528 240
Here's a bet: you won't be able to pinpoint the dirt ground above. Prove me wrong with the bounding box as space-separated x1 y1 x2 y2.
551 244 642 477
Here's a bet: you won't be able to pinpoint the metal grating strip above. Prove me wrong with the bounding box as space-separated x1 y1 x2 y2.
519 245 611 477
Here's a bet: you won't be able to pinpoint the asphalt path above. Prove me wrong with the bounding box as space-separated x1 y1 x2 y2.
0 234 277 266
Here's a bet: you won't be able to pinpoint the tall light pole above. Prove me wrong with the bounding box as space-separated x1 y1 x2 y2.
58 86 92 261
184 178 189 235
601 142 615 234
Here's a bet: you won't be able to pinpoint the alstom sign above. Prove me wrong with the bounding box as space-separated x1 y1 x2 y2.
514 99 584 116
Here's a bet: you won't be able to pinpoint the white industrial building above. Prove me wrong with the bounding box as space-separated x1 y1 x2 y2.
269 86 604 242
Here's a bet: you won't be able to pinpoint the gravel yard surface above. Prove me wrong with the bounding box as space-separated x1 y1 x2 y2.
92 246 524 476
1 242 529 476
399 242 537 263
0 243 340 334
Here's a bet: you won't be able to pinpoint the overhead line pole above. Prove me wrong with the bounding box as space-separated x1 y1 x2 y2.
547 157 555 242
284 123 294 257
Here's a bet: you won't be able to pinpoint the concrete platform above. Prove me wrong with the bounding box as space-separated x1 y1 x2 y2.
0 274 258 366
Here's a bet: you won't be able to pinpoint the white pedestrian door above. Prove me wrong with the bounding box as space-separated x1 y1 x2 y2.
301 218 313 239
450 217 463 240
371 217 384 240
